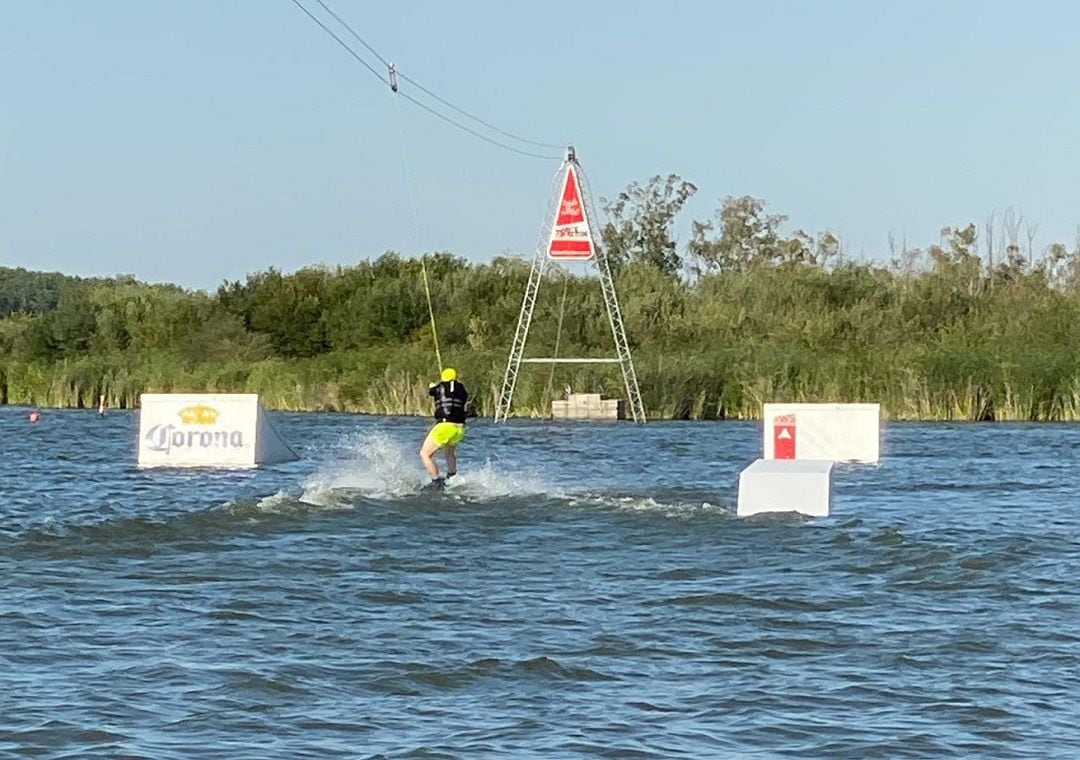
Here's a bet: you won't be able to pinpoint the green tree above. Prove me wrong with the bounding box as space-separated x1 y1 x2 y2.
218 267 331 357
600 174 697 276
689 196 786 273
0 266 89 317
689 196 842 273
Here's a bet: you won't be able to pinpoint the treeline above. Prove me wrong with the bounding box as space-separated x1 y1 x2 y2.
4 183 1080 420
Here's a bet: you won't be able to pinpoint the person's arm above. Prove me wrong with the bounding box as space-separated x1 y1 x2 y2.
429 382 439 398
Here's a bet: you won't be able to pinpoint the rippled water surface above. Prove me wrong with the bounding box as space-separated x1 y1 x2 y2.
3 408 1080 758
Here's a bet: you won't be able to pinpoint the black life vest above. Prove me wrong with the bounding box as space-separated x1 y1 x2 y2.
430 380 468 423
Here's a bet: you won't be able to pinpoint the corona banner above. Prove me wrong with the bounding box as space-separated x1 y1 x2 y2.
137 393 298 467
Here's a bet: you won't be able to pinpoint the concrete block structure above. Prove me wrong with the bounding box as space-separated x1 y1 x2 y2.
551 393 626 420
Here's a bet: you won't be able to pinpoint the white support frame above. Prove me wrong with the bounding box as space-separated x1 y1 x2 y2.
494 148 646 424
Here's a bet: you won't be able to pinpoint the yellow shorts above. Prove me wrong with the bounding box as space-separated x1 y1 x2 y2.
429 422 465 447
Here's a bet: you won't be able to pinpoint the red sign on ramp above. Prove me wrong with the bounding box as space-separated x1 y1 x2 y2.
548 165 594 260
773 414 796 459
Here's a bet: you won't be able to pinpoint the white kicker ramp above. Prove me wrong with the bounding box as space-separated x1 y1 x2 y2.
763 403 880 464
138 393 299 468
738 459 833 518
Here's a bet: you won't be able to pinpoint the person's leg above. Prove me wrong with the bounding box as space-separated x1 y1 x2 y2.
444 445 457 477
419 429 442 479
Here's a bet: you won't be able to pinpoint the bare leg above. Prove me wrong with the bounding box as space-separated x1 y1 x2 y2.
420 431 441 479
444 445 457 476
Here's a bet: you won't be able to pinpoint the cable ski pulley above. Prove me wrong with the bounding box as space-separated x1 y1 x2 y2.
289 0 563 159
288 0 574 378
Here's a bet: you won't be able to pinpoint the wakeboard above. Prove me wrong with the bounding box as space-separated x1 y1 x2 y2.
420 477 446 493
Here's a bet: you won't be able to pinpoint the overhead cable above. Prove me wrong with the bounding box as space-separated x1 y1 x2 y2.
310 0 561 150
397 92 561 159
397 72 564 150
288 0 388 86
311 0 389 67
289 0 562 160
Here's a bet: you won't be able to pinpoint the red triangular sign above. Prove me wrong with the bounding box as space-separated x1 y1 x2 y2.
548 165 594 260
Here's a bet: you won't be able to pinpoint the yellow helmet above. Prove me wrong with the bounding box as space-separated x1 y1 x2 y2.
441 367 457 382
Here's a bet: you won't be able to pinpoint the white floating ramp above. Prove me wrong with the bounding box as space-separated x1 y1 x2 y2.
763 403 880 463
137 393 298 468
737 459 833 518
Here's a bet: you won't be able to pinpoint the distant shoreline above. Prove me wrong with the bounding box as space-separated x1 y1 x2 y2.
7 250 1080 423
4 402 1075 424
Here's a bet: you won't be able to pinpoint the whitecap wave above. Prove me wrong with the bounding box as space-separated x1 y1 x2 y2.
567 493 728 517
299 432 423 505
441 459 553 501
254 490 300 512
298 432 557 505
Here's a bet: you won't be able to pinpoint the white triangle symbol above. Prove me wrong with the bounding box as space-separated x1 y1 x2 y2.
778 429 792 440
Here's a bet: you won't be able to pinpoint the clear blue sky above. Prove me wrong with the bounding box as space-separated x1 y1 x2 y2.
3 1 1079 290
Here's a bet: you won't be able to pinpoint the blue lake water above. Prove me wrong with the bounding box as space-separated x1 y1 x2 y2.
2 407 1080 758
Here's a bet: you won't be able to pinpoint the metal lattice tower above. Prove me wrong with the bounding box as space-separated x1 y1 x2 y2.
495 148 645 424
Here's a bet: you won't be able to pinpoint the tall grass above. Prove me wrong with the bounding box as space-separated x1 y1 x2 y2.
9 345 1080 420
7 257 1080 420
